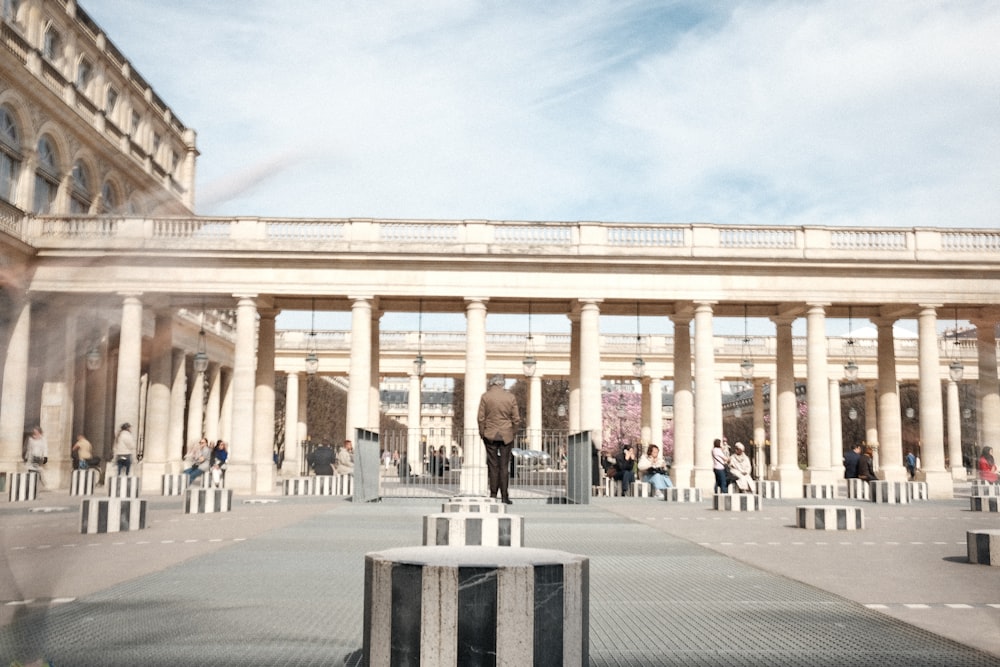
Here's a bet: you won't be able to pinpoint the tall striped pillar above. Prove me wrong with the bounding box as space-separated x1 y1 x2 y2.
364 546 588 666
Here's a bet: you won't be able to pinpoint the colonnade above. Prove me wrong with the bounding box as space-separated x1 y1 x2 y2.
2 293 999 499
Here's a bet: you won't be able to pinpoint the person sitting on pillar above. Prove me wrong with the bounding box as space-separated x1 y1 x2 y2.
844 443 862 479
308 442 335 476
857 446 878 483
638 444 673 498
113 423 136 476
727 442 753 493
978 446 998 483
184 438 212 484
613 444 636 496
336 440 355 475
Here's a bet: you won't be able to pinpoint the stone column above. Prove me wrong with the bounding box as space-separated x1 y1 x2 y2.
253 308 277 493
693 302 721 490
347 297 374 443
829 378 844 479
227 296 258 492
143 312 173 478
772 315 802 496
568 309 581 433
0 297 30 471
369 307 382 427
753 379 767 478
648 376 663 450
114 294 144 435
639 377 651 445
460 297 488 495
918 306 951 498
84 326 109 459
805 304 832 485
578 299 602 449
204 362 221 444
167 349 187 471
407 372 422 476
39 310 76 484
528 374 542 450
864 381 879 468
973 314 1000 453
283 371 300 478
875 318 905 481
946 380 964 480
186 363 205 444
218 367 233 443
671 312 694 487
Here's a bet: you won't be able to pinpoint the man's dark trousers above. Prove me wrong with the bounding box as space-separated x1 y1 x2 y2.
483 437 512 502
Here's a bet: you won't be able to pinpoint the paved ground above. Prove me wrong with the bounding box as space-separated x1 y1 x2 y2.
0 483 998 666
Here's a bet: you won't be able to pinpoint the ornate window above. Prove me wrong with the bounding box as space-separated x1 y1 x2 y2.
0 106 21 204
76 57 93 91
42 25 61 62
106 86 118 114
32 136 59 213
100 180 118 214
70 160 91 213
3 0 22 24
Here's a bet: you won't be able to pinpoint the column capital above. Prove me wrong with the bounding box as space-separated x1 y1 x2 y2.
348 295 375 303
917 304 943 313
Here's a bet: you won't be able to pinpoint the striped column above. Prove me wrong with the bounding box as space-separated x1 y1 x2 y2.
423 513 523 547
601 478 622 497
69 469 97 496
184 488 233 513
713 494 761 511
967 529 1000 566
796 505 865 531
442 497 506 514
107 475 141 498
364 546 588 667
755 480 781 498
80 498 147 534
871 481 909 504
8 472 37 501
313 474 353 496
664 488 702 503
971 482 1000 497
970 497 1000 513
846 479 870 500
907 481 929 501
283 477 314 495
161 474 188 496
631 482 653 498
803 484 836 499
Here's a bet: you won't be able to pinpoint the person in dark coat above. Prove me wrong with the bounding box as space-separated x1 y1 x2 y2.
307 443 335 476
857 446 878 482
843 443 862 479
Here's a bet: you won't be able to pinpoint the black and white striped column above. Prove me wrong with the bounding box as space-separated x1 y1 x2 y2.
713 493 761 511
664 488 702 502
846 479 870 500
796 505 865 531
364 546 588 667
183 488 232 513
755 480 781 498
970 496 1000 513
161 474 188 496
422 513 523 547
967 529 1000 566
107 475 141 498
871 481 909 504
80 498 147 534
907 481 928 501
971 481 1000 497
282 477 313 495
70 469 97 496
441 498 506 514
313 473 353 496
803 484 836 499
8 472 37 501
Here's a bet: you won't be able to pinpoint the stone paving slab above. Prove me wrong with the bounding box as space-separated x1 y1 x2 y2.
0 494 999 666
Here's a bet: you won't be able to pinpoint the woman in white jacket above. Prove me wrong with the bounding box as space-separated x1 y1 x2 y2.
728 442 754 493
637 444 673 499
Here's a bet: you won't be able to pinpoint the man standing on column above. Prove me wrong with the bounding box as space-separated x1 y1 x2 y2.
478 374 521 504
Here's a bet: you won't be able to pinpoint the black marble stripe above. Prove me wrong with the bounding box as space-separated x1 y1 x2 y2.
391 563 423 666
457 567 497 666
533 564 563 666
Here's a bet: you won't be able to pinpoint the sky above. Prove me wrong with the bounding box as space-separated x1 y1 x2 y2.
80 0 998 336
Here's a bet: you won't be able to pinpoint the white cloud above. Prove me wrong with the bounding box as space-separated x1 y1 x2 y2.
82 0 1000 227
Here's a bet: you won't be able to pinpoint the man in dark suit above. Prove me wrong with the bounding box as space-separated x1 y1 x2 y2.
307 442 335 476
843 443 862 479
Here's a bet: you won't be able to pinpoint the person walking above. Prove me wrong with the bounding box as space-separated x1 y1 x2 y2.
23 426 48 488
978 446 998 483
477 374 521 505
113 423 136 476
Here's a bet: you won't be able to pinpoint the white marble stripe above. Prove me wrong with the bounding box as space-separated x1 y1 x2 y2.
421 564 458 667
497 564 533 663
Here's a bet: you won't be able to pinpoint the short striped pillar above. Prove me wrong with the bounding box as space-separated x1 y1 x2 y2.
183 488 233 514
796 505 865 531
803 484 836 499
664 488 702 503
69 469 97 496
423 512 524 547
7 472 37 501
967 529 1000 566
970 496 1000 512
314 473 353 496
907 481 929 501
161 474 188 496
80 498 147 534
871 481 909 504
755 480 781 498
971 481 1000 497
107 475 141 498
846 479 870 500
282 477 314 496
442 497 506 514
631 482 653 498
364 546 588 667
713 493 761 511
601 477 623 497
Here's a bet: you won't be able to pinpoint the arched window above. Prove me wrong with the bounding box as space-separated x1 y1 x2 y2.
100 180 118 214
76 57 93 92
32 136 59 213
70 160 91 213
0 106 21 204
